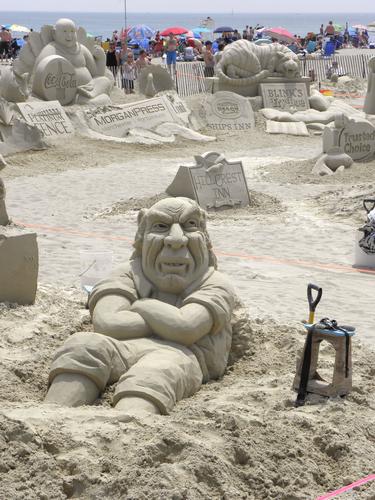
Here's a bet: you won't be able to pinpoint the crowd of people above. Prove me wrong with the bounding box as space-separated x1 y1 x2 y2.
1 18 374 93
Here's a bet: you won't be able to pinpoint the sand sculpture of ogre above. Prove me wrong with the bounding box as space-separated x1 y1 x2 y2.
45 197 236 417
216 39 301 88
13 18 113 106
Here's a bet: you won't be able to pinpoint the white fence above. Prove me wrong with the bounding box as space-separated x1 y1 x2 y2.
300 54 373 82
2 53 372 98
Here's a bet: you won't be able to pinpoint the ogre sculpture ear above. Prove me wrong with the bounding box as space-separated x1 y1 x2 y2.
137 208 148 226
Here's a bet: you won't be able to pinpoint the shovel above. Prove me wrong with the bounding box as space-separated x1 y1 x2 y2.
307 283 322 324
363 199 375 214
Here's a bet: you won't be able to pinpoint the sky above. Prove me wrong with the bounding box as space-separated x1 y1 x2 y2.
1 0 375 13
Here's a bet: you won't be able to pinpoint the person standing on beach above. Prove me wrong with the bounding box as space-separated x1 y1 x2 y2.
122 51 136 94
135 49 151 73
325 21 335 37
203 41 215 77
165 32 178 77
0 27 12 60
106 42 120 77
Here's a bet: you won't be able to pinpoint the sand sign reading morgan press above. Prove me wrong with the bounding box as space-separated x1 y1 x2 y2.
167 152 250 210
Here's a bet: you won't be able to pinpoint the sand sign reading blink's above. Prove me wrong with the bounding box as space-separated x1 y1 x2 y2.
166 152 250 210
354 199 375 269
293 284 355 406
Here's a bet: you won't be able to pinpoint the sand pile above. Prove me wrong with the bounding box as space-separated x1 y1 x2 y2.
96 190 284 221
314 184 375 224
0 286 374 500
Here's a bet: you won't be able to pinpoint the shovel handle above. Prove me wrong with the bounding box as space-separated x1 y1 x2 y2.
363 199 375 214
307 283 322 324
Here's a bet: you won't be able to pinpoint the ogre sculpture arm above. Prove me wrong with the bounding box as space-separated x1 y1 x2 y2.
130 299 213 347
92 295 152 340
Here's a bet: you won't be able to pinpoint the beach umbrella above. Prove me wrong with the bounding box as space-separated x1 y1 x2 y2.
352 24 368 31
127 24 155 39
187 38 203 49
160 26 189 36
333 23 343 33
191 26 211 33
3 23 30 33
214 26 234 33
192 31 203 39
254 38 273 45
180 30 194 39
129 38 149 47
263 27 295 43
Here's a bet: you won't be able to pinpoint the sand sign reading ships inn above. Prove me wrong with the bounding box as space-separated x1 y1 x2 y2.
167 152 250 210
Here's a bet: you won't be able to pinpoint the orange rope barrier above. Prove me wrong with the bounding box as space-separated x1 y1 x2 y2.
15 220 375 276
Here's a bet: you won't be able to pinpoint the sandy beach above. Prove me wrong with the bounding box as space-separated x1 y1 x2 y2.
1 77 375 498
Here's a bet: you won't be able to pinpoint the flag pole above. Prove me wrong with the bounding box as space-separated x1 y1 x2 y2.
124 0 128 48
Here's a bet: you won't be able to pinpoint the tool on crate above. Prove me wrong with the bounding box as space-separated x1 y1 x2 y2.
307 283 322 324
294 283 355 407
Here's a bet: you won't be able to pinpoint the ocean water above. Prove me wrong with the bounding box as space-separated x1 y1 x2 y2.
1 11 375 39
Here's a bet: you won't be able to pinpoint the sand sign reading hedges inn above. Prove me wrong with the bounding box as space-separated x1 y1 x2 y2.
17 101 74 138
167 152 250 210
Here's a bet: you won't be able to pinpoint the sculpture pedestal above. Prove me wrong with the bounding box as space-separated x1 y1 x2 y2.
354 230 375 269
209 76 311 98
0 226 38 305
293 325 354 398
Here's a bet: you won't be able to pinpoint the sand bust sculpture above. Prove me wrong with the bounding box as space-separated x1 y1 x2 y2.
45 197 235 417
13 18 113 105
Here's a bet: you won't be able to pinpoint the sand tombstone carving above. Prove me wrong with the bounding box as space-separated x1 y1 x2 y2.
0 162 38 305
45 197 238 418
13 18 113 106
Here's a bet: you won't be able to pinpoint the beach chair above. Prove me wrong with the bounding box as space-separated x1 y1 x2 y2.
306 40 316 54
323 41 336 57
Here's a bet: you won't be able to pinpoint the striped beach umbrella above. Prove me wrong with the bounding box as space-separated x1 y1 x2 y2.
4 24 30 33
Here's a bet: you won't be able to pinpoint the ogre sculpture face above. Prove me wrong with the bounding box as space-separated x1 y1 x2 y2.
134 198 215 294
54 19 78 49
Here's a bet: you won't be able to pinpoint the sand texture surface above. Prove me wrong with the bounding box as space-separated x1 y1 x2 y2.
0 85 375 499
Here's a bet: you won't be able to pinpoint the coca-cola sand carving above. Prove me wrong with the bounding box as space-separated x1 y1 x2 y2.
13 18 113 105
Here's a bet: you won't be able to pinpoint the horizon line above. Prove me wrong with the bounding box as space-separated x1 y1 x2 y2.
1 9 374 14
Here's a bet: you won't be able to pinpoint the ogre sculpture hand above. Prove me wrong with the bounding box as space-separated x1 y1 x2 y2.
14 18 113 105
45 197 235 417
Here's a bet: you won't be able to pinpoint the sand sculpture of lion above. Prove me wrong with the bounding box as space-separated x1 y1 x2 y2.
216 39 301 87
